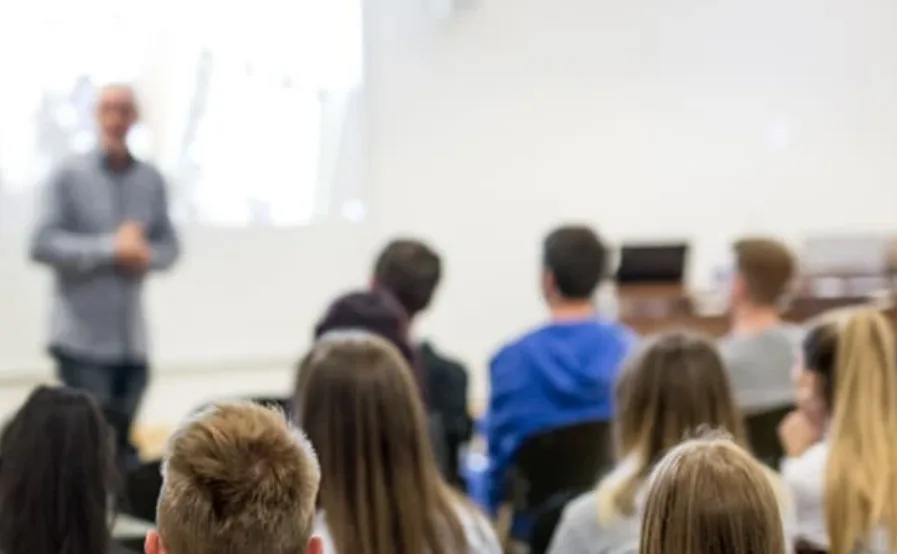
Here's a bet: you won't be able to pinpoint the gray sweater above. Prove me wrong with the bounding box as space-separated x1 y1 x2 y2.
719 324 804 413
29 152 180 363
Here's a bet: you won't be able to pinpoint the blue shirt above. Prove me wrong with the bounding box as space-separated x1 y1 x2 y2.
484 317 635 513
29 152 180 363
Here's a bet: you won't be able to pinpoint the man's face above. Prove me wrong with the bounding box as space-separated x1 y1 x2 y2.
96 87 137 146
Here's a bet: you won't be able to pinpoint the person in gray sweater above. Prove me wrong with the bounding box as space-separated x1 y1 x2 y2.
718 238 802 413
546 332 795 554
29 84 180 463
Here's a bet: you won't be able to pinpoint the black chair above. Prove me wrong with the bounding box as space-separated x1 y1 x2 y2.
795 540 827 554
744 404 793 469
122 459 163 523
112 540 142 554
102 406 140 471
497 420 613 554
246 396 293 416
194 396 293 419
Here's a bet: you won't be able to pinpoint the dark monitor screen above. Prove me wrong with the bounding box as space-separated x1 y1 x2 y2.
615 244 688 284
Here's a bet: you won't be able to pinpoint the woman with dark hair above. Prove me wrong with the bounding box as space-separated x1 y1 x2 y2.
0 385 121 554
313 290 417 366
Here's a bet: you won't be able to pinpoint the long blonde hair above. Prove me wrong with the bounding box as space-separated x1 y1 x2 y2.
639 437 785 554
296 331 468 554
803 309 897 554
596 331 748 522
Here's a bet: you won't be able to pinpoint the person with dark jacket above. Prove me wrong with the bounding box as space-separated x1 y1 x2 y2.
372 239 473 487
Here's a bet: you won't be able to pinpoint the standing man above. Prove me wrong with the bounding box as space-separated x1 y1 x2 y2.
30 84 180 464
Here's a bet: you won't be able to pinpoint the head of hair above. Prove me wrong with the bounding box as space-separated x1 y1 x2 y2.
373 239 442 318
597 331 746 521
156 402 320 554
0 385 116 554
542 225 607 300
296 332 466 554
802 308 897 554
639 436 785 554
314 290 415 367
732 237 795 306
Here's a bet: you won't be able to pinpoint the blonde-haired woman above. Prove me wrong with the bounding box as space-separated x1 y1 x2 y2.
778 308 897 554
639 436 787 554
296 331 500 554
547 331 794 554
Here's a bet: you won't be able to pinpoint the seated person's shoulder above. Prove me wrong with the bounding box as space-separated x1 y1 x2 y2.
489 324 556 370
452 499 502 554
719 323 803 361
490 326 544 366
420 341 467 375
491 320 634 372
561 491 602 531
781 441 827 482
606 321 638 348
551 490 638 554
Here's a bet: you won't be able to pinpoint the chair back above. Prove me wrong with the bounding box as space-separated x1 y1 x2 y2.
247 396 293 416
501 420 613 554
744 404 793 468
795 540 827 554
122 460 163 523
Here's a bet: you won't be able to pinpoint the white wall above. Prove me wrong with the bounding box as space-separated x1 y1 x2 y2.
367 0 897 401
4 0 897 425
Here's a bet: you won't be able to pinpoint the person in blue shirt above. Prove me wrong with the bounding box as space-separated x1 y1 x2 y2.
484 225 635 516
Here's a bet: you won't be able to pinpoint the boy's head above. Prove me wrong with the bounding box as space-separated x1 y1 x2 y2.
541 225 607 303
372 239 442 319
730 238 795 310
146 402 321 554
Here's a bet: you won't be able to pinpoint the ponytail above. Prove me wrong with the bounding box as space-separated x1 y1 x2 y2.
825 310 897 554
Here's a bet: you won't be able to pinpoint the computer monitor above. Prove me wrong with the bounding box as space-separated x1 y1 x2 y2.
615 243 688 285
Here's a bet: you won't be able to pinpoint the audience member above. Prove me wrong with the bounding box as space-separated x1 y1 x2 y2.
145 401 320 554
778 308 897 554
484 225 634 514
296 331 500 554
0 386 123 554
547 332 794 554
372 238 472 486
719 237 802 413
307 289 455 473
312 289 417 377
639 437 787 554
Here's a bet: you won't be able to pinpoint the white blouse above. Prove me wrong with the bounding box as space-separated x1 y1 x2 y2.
781 441 890 553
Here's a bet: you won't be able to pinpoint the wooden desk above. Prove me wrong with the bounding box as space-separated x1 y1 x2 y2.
623 300 896 338
622 314 728 338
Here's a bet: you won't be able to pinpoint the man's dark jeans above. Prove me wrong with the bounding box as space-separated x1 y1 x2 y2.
53 350 148 467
